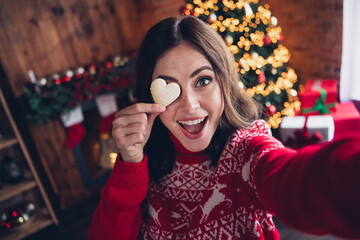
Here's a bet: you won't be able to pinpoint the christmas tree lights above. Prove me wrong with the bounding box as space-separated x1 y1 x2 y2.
181 0 300 128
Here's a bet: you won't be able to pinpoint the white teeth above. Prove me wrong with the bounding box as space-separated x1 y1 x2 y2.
178 117 206 126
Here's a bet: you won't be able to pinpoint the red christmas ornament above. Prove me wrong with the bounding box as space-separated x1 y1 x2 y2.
263 36 271 46
279 33 284 41
89 64 97 75
106 61 112 69
258 71 266 83
266 104 276 115
180 6 187 15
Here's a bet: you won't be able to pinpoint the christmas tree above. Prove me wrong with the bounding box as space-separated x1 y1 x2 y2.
181 0 300 129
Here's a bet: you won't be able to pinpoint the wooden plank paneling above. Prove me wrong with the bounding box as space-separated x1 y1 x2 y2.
0 1 34 95
29 120 90 209
0 0 144 97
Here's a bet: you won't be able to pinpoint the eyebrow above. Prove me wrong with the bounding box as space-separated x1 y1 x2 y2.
156 66 214 82
190 66 213 78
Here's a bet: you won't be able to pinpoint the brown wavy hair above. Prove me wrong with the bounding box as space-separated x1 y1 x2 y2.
134 16 261 181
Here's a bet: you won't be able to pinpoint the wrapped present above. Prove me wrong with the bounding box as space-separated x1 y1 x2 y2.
280 115 335 149
331 101 360 139
300 79 338 115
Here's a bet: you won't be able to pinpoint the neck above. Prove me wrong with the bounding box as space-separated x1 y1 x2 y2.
168 131 210 164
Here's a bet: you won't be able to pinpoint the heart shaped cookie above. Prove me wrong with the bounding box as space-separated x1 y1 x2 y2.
150 78 181 106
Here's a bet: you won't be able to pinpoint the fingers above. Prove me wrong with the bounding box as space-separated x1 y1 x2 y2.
113 103 165 128
112 124 146 163
116 103 165 117
112 117 147 144
112 112 148 128
113 130 146 148
113 103 165 132
117 122 146 136
111 103 165 163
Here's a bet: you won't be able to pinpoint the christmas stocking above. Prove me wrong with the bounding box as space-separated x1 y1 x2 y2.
95 94 119 169
61 105 86 149
95 93 118 133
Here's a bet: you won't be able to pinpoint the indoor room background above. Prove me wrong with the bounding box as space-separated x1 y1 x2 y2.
0 0 357 239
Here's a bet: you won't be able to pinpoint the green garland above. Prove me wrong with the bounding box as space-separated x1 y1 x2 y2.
22 56 135 125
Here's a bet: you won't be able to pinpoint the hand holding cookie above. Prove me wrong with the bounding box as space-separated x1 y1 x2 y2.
150 78 181 106
112 103 166 163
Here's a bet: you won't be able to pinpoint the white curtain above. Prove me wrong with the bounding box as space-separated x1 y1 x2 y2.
340 0 360 102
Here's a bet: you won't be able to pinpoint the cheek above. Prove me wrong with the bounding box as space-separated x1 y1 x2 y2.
209 88 224 116
219 95 225 114
159 107 175 126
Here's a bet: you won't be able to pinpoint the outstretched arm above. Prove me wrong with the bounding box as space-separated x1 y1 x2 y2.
253 136 360 238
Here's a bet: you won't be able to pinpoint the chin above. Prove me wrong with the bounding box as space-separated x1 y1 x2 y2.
180 137 212 153
184 144 207 153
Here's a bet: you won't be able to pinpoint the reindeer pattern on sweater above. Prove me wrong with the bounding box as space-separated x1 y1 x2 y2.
141 120 284 240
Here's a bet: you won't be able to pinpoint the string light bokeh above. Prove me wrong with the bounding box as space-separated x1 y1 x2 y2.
182 0 301 128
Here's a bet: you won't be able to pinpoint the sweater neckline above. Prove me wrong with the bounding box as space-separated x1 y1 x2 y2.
168 132 211 164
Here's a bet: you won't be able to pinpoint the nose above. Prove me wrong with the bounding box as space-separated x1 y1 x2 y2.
179 89 200 112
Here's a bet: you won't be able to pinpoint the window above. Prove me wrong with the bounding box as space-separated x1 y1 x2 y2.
340 0 360 102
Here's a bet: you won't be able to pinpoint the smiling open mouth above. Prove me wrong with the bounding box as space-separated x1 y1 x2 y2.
177 117 208 134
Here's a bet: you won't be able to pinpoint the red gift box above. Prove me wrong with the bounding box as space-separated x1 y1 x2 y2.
300 79 338 115
331 101 360 139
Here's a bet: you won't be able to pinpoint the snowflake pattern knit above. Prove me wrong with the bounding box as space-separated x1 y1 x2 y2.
141 120 284 239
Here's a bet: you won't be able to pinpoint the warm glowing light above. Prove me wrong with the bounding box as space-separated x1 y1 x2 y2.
187 0 298 129
238 81 244 89
229 45 239 54
18 217 24 223
110 153 118 165
246 67 298 98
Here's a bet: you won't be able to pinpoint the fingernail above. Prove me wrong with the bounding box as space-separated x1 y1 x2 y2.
159 105 166 111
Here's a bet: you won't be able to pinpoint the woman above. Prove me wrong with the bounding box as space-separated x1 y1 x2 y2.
88 16 360 240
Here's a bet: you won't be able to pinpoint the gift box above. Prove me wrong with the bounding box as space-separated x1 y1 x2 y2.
280 115 335 149
331 101 360 139
300 79 338 115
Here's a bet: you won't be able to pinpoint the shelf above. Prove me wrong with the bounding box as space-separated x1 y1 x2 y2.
0 207 53 240
0 137 18 150
0 87 58 226
0 180 37 202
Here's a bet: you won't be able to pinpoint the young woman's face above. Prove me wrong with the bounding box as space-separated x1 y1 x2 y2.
152 43 224 152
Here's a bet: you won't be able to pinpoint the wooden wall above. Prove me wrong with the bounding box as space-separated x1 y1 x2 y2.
0 0 184 209
1 0 140 97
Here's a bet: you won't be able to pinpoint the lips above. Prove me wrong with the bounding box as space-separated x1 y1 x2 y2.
177 116 208 139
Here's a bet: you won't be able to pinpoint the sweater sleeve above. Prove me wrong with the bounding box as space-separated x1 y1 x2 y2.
88 155 149 240
252 135 360 238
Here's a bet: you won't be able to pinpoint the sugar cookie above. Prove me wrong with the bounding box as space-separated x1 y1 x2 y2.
150 78 181 106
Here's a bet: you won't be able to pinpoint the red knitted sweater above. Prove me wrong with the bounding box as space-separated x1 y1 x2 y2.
88 120 360 240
